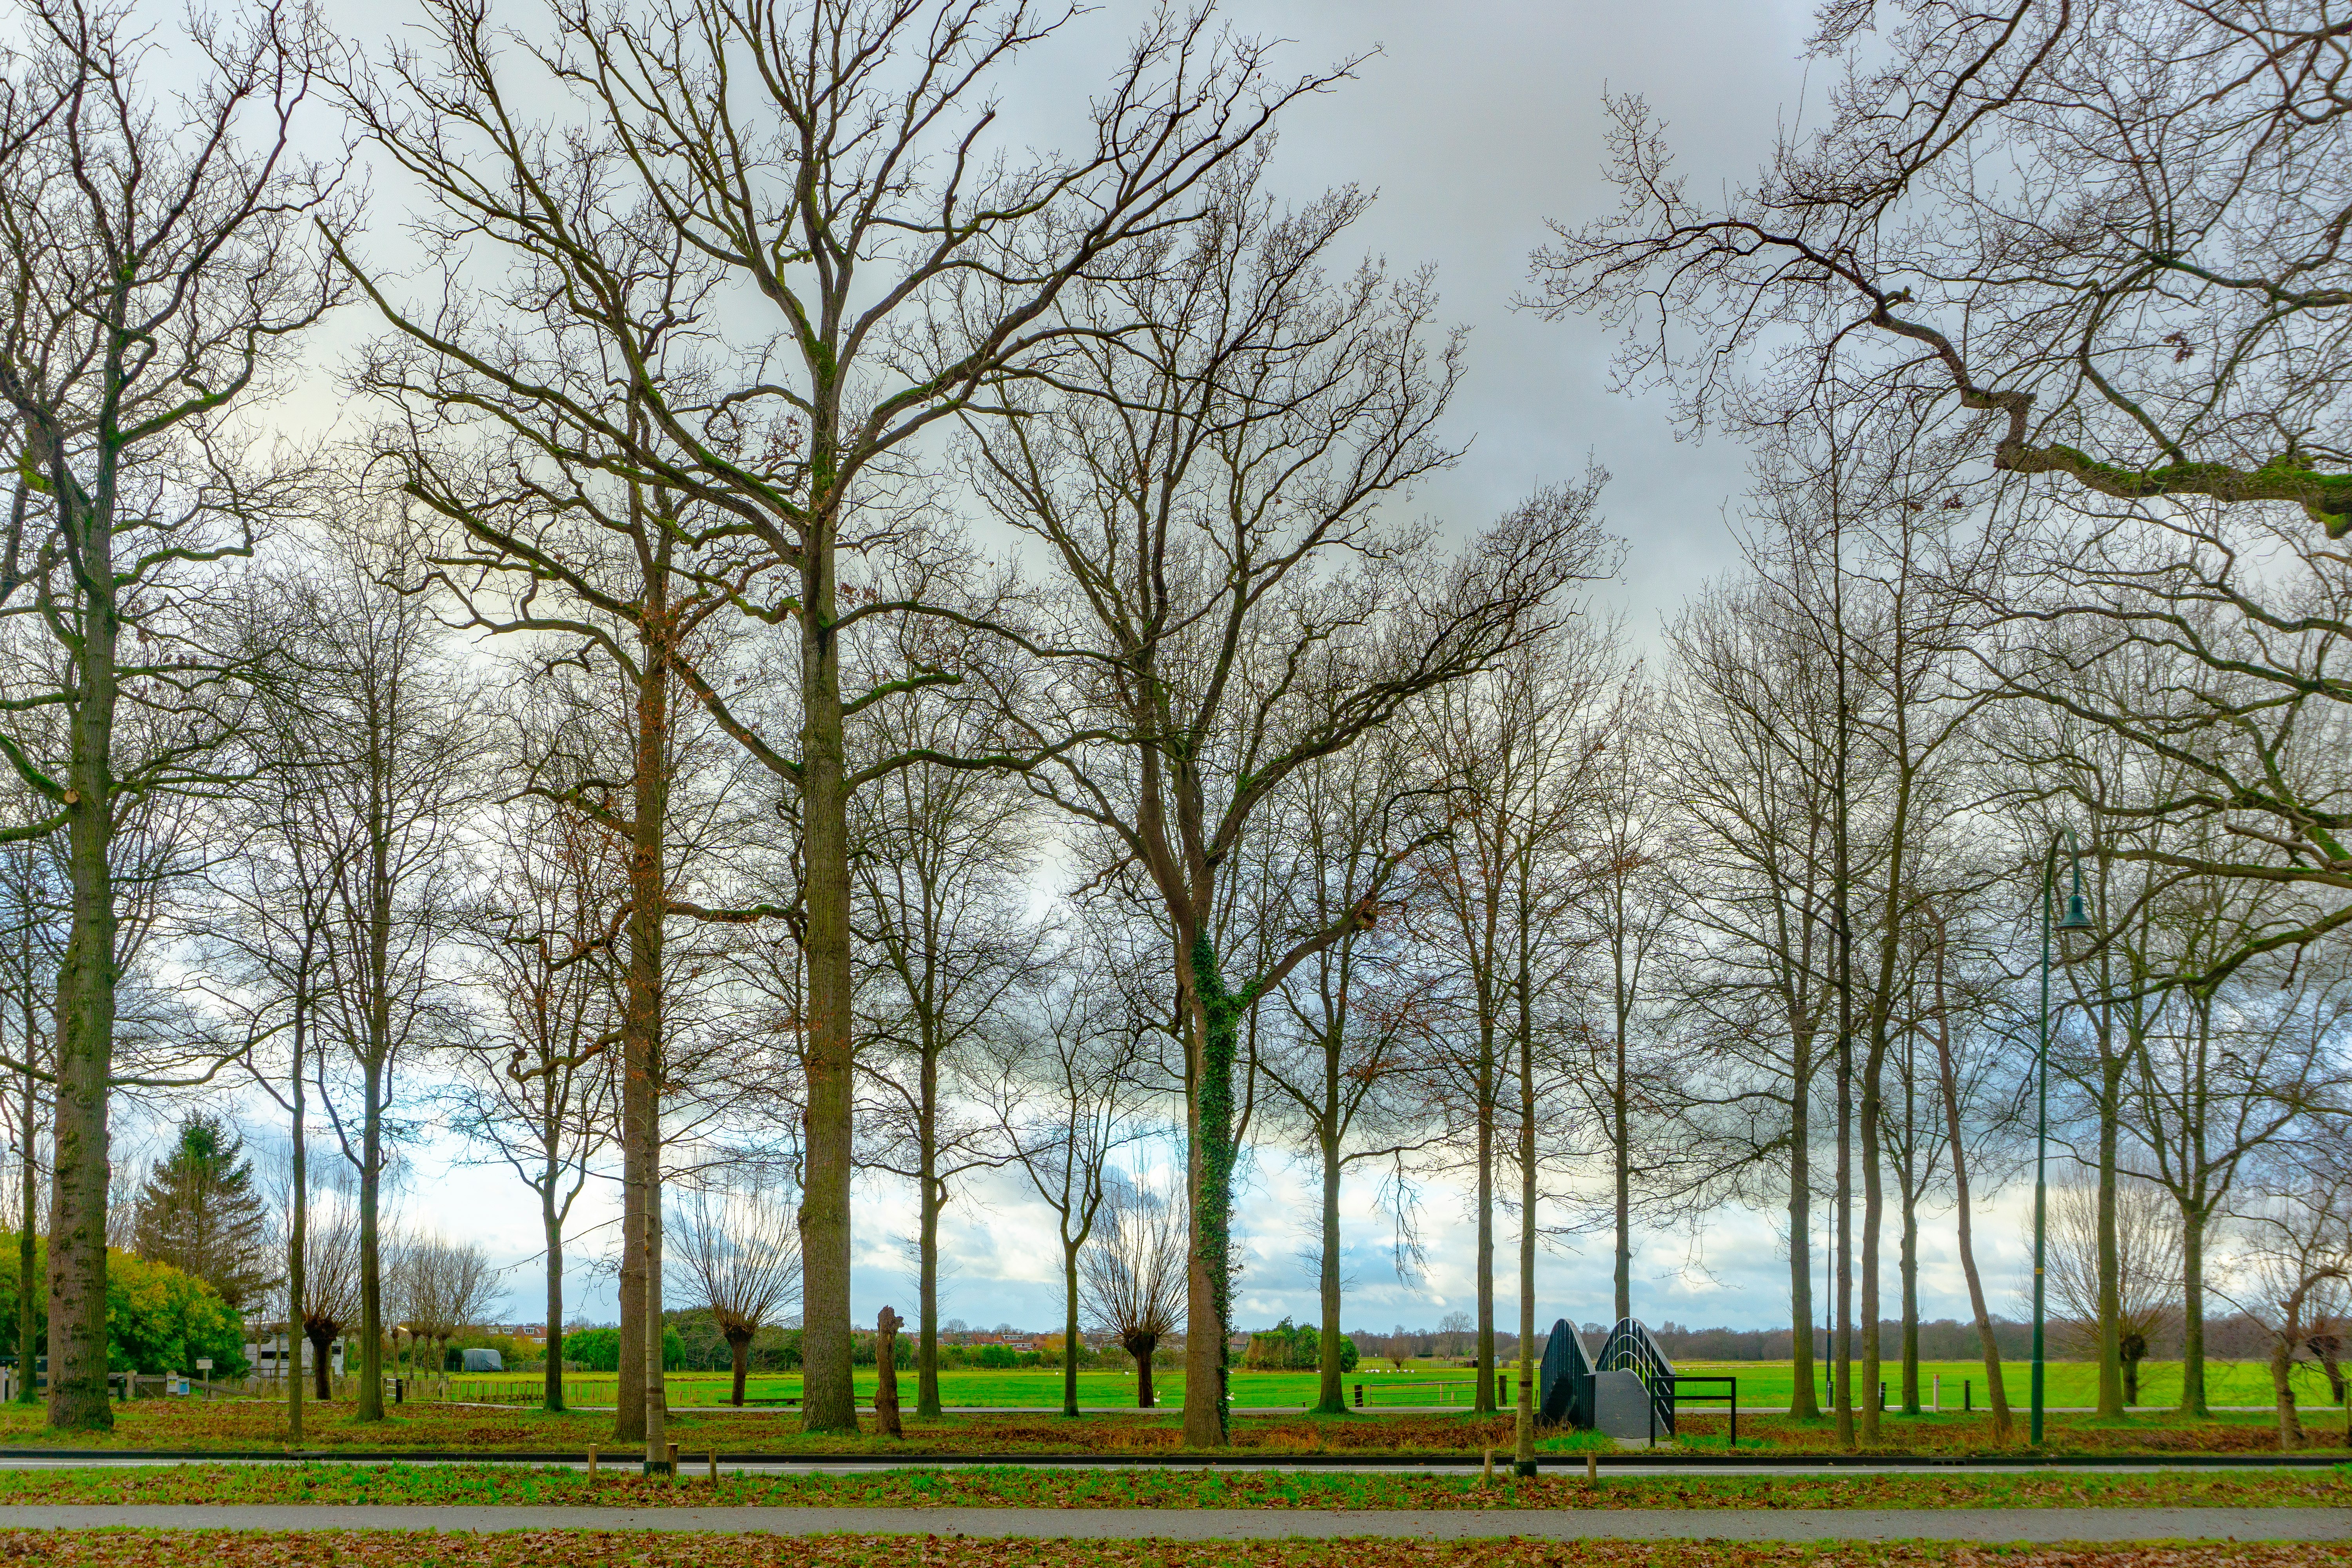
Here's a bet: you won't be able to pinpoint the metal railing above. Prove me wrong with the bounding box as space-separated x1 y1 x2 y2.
1666 1373 1735 1448
1597 1317 1676 1438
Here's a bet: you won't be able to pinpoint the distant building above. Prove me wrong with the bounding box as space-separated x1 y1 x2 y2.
244 1324 343 1377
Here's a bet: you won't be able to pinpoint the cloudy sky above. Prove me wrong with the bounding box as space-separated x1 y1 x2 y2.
161 0 2067 1340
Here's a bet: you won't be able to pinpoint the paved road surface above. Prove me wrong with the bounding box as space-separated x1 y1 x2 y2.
0 1454 2328 1477
0 1453 2325 1477
0 1505 2341 1539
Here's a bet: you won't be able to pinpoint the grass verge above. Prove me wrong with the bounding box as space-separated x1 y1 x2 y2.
0 1461 2342 1510
0 1401 2337 1459
1 1538 2347 1568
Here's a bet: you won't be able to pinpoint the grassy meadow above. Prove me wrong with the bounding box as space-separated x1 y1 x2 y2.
432 1358 2332 1413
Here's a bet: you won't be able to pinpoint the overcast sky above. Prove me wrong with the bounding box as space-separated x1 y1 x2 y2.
163 0 2076 1341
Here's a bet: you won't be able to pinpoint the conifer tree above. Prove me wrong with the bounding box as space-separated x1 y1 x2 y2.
131 1115 275 1312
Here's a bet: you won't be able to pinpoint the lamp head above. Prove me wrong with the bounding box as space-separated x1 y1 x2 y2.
2057 891 2095 933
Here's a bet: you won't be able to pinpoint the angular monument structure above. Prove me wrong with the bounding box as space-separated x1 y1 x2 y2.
1537 1315 1677 1441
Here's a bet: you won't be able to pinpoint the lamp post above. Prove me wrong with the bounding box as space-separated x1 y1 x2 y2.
2034 827 2095 1446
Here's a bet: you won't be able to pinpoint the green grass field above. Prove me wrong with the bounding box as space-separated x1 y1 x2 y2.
444 1367 1466 1408
440 1358 2334 1411
1668 1357 2331 1410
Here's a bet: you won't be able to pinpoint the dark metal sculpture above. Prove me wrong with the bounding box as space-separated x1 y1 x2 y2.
1537 1318 1595 1428
1598 1316 1676 1437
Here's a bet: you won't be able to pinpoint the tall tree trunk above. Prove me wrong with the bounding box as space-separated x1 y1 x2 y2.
542 1180 564 1413
2180 1209 2207 1417
18 1024 39 1406
2095 1052 2126 1418
1514 941 1537 1477
644 1172 667 1468
1860 1039 1884 1443
1181 934 1242 1448
1788 1044 1819 1419
1062 1240 1082 1419
799 508 857 1436
1474 1026 1496 1415
356 1054 385 1421
1833 1005 1853 1450
1613 1005 1631 1326
918 1172 943 1419
1899 1171 1920 1415
1316 1121 1344 1416
616 598 671 1451
730 1330 749 1407
1131 1334 1156 1409
614 1085 646 1442
1931 919 2011 1444
46 588 118 1432
287 995 307 1439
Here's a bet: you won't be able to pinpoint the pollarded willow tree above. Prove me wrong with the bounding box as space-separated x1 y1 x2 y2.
1078 1169 1188 1411
669 1174 802 1408
967 160 1615 1445
0 0 352 1429
337 0 1337 1443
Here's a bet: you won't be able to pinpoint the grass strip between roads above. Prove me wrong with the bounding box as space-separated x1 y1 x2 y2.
0 1402 2334 1459
0 1462 2341 1510
0 1537 2347 1568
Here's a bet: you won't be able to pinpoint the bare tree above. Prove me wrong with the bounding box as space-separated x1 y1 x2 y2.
668 1175 801 1407
1528 0 2352 537
1563 681 1688 1327
1412 630 1613 1436
2044 1173 2182 1407
1923 899 2016 1444
336 0 1334 1442
301 524 486 1422
1259 733 1446 1417
854 671 1043 1419
0 0 351 1428
281 1167 361 1404
397 1234 501 1380
969 153 1613 1441
2225 1149 2352 1450
0 820 58 1406
2126 914 2351 1416
987 935 1152 1419
447 789 619 1412
1080 1169 1188 1411
1656 577 1846 1424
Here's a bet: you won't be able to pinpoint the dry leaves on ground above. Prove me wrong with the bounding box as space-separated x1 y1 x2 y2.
2 1536 2349 1568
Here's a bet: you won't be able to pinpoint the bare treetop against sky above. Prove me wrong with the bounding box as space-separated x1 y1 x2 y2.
303 0 1801 617
245 0 1965 1339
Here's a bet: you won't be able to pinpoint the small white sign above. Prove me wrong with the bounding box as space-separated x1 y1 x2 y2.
195 1359 212 1371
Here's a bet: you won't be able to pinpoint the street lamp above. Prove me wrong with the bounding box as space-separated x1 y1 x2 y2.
2034 827 2096 1446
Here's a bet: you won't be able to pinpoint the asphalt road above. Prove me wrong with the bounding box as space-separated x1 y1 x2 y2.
0 1504 2343 1539
0 1457 2324 1476
0 1453 2329 1477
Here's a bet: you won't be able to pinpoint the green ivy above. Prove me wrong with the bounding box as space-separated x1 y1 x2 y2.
1191 931 1245 1442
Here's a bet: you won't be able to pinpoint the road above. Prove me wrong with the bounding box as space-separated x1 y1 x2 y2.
0 1452 2332 1476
